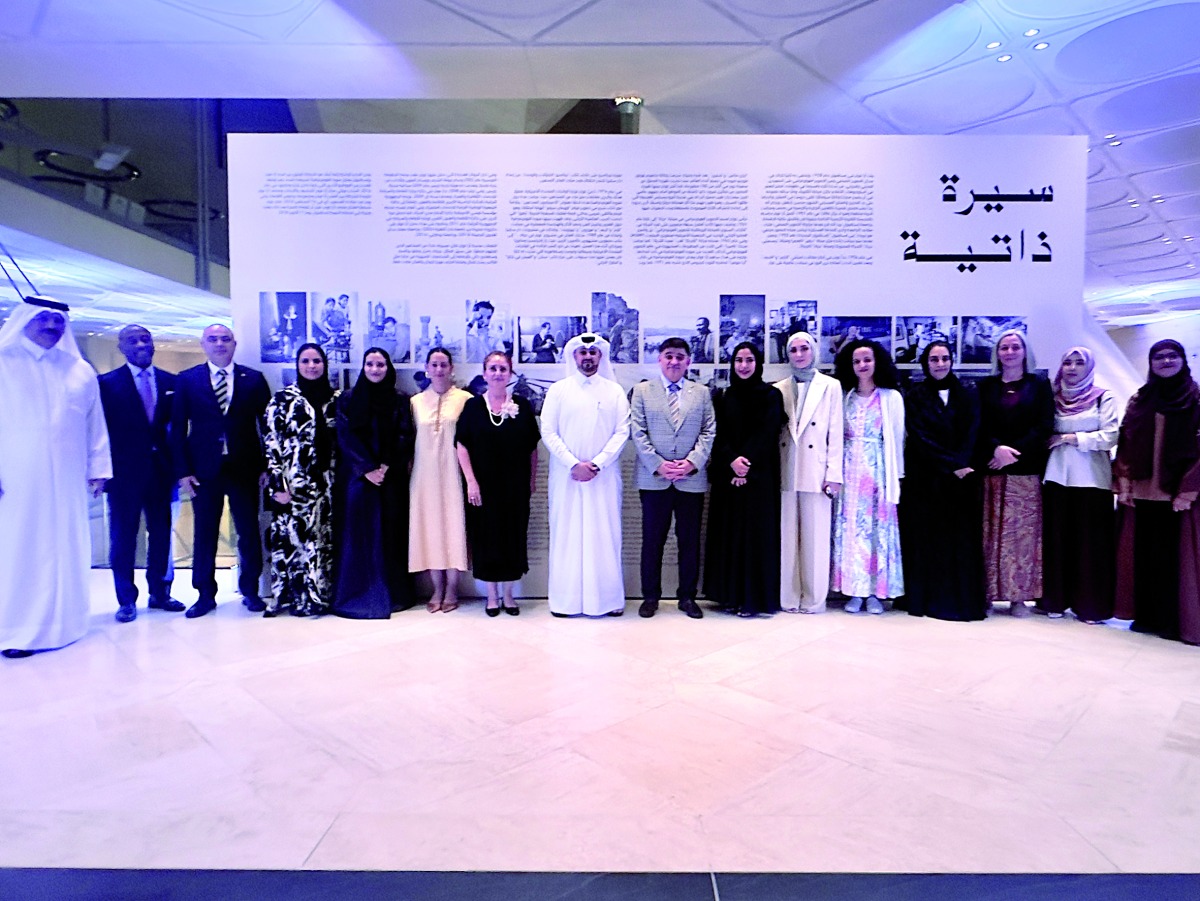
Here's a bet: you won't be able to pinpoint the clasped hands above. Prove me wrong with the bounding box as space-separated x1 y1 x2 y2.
571 461 601 482
657 459 697 482
730 455 751 487
989 445 1020 470
364 463 389 487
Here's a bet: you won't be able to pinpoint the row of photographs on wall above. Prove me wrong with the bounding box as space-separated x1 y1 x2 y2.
283 361 1045 419
258 291 1027 372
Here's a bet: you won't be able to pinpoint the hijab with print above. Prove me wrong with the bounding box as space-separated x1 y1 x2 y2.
1053 346 1106 416
1119 339 1200 494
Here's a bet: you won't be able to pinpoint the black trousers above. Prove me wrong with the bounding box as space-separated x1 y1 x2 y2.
191 461 263 602
640 486 704 602
1130 499 1182 641
107 479 173 607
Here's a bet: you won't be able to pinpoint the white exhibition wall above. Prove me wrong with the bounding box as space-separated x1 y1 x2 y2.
228 133 1087 597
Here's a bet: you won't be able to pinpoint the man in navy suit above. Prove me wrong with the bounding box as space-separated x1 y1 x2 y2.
99 325 183 623
172 324 272 618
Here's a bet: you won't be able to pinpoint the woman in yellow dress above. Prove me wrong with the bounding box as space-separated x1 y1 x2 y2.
409 347 471 611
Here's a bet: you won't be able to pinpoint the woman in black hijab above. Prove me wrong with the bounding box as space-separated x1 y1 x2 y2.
331 347 415 618
703 341 787 616
899 341 987 621
263 342 338 616
1115 339 1200 643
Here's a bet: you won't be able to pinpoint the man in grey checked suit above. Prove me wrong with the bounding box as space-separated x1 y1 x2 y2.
630 337 717 619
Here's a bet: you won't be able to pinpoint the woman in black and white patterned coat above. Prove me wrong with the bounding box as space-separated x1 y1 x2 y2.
263 342 338 616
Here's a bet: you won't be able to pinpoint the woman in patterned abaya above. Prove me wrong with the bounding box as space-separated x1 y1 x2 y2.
975 330 1055 616
264 343 337 617
332 348 415 618
409 347 471 612
899 341 987 621
703 342 787 616
831 339 905 614
1114 339 1200 644
455 351 541 615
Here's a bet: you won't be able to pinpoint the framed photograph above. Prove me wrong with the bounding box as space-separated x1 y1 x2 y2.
258 291 308 364
518 315 587 365
718 294 766 363
592 291 641 364
961 316 1027 366
768 300 818 364
893 316 958 366
819 315 892 365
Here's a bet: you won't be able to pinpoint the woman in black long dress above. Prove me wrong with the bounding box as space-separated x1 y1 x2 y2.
899 341 987 621
331 348 415 618
455 351 541 615
703 341 787 616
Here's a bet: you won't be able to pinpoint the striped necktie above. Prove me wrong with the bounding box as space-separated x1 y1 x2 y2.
667 381 682 430
214 368 229 415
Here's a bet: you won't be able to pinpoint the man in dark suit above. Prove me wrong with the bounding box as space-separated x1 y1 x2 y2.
172 324 272 618
99 325 183 623
629 337 717 619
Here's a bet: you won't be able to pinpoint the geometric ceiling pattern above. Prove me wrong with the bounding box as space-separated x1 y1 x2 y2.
0 0 1198 326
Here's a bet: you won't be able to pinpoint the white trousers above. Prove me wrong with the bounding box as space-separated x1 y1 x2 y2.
780 490 832 613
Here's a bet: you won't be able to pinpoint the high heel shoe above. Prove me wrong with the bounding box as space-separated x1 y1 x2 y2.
503 601 520 616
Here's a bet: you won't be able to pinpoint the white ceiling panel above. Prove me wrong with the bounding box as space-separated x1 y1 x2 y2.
536 0 761 44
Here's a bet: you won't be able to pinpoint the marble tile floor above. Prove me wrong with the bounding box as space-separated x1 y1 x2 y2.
2 570 1200 875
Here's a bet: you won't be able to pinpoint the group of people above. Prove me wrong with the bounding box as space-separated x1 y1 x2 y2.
3 293 1200 658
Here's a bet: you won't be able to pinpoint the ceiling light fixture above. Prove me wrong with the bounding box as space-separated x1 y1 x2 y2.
997 54 1012 62
1033 42 1049 50
1108 140 1122 146
986 41 1001 49
1024 28 1040 37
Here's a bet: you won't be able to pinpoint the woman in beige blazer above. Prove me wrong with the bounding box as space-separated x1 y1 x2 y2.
774 332 844 613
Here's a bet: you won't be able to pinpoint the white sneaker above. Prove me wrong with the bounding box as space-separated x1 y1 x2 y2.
866 597 884 615
845 596 864 613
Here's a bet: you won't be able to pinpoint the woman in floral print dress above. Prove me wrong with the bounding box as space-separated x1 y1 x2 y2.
263 343 338 616
830 339 905 613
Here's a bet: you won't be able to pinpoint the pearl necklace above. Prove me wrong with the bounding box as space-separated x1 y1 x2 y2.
486 394 506 427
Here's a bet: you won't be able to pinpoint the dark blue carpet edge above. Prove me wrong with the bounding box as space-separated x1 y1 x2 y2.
1 868 1198 901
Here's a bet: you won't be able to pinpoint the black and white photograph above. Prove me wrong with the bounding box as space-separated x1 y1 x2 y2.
410 308 464 366
364 299 411 364
717 294 766 363
465 299 514 363
591 291 640 364
258 291 307 363
644 314 711 363
961 315 1027 365
518 315 586 365
311 291 355 364
893 315 958 365
819 316 892 365
769 299 818 364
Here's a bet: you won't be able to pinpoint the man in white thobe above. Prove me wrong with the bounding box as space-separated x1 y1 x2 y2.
0 296 112 658
540 333 631 616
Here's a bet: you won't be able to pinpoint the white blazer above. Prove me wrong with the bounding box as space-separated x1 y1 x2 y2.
774 371 844 493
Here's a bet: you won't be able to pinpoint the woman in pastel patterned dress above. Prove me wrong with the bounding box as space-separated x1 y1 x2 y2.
1039 346 1119 623
263 343 338 616
974 330 1054 616
831 339 905 614
409 347 472 612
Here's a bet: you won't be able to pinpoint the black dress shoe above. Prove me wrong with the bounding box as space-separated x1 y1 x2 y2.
502 602 520 616
551 612 568 618
638 600 658 618
242 596 267 613
115 604 137 623
186 597 217 618
486 603 501 618
148 596 185 612
3 648 34 658
679 598 704 619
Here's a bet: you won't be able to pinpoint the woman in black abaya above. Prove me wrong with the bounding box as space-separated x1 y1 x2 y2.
703 342 787 616
331 348 415 618
899 340 987 621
